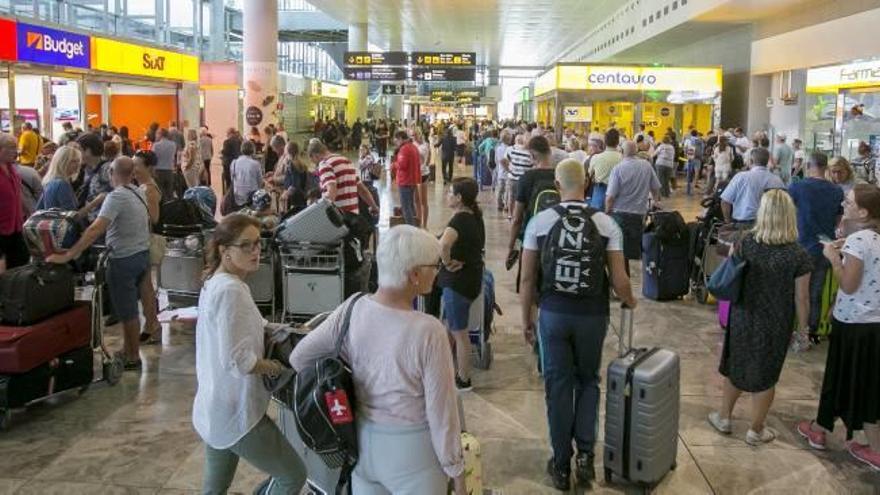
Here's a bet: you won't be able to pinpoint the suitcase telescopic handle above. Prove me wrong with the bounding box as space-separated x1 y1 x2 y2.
619 303 634 357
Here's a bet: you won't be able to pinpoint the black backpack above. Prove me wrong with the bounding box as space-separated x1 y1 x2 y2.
540 205 607 298
487 143 497 170
527 173 561 220
293 293 365 495
158 198 213 233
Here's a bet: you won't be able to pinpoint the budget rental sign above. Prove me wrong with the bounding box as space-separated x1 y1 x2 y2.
17 23 90 69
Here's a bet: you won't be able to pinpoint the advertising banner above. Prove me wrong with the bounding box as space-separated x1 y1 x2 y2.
91 37 199 82
0 18 16 61
16 22 90 69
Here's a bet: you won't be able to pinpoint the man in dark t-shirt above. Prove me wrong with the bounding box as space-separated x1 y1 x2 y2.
788 152 843 340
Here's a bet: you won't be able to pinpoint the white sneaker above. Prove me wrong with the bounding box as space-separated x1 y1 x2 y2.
746 427 777 446
708 412 732 435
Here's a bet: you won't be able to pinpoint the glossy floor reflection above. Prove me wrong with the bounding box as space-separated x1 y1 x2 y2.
1 163 878 495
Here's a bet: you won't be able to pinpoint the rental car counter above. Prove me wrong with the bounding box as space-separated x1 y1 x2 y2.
534 63 722 140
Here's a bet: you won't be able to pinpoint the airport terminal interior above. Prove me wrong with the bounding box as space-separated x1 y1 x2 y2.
1 0 880 494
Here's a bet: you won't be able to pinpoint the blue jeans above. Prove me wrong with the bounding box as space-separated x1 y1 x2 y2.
589 183 607 210
686 159 701 195
399 185 418 226
538 310 608 468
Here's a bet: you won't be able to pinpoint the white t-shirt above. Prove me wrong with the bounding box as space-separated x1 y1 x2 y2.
455 129 466 145
523 201 623 252
713 147 734 175
193 273 269 449
495 142 509 180
568 149 589 166
833 229 880 323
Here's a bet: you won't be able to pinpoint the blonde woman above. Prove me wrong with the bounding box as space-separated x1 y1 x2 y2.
181 128 202 188
37 145 104 218
708 189 813 445
829 157 865 197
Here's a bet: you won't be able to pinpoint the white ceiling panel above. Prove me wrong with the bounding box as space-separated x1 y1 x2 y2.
305 0 621 67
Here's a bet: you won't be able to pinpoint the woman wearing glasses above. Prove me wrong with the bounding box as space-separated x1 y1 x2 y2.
193 214 306 495
291 225 467 495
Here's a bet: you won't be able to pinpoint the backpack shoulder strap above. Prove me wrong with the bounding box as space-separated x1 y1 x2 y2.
334 292 367 357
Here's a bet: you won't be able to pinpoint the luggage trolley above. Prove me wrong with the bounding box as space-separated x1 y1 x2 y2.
0 251 123 430
157 224 208 310
279 240 346 324
244 234 277 318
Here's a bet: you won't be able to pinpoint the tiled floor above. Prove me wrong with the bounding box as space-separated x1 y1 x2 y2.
1 163 878 494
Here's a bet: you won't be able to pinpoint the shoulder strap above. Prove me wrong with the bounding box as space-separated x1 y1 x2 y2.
334 292 367 358
124 185 148 210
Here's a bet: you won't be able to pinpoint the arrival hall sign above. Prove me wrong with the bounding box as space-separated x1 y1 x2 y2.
535 64 722 96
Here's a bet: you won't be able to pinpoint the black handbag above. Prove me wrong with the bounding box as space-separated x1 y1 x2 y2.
293 293 365 495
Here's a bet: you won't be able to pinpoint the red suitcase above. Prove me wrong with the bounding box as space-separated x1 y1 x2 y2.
0 303 91 373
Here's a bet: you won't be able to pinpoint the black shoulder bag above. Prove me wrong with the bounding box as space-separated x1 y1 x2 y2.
293 292 366 495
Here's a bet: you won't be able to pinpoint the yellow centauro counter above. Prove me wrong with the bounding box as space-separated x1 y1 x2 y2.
535 65 722 96
90 37 199 82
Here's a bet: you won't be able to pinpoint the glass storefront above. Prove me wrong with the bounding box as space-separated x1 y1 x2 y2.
805 58 880 159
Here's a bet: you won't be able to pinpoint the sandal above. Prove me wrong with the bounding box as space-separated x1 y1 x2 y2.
139 324 162 345
114 352 142 371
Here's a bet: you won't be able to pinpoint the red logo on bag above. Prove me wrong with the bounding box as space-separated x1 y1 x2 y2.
324 389 353 424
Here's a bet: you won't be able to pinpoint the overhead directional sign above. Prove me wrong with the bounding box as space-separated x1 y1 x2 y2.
411 52 475 66
344 51 407 66
382 84 406 95
343 67 406 81
413 67 476 82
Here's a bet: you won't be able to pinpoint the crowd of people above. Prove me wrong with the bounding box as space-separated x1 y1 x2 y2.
1 111 879 493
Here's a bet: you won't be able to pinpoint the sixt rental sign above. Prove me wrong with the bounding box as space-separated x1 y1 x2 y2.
17 23 90 69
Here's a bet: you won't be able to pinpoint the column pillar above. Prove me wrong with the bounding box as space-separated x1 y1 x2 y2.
387 32 403 121
208 0 226 61
346 23 368 126
242 0 279 132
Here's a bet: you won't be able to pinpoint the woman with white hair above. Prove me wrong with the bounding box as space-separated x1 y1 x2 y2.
37 145 105 218
290 225 466 495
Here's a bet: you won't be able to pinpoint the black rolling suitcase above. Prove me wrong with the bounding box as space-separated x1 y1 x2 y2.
0 263 75 325
0 346 94 410
641 211 690 301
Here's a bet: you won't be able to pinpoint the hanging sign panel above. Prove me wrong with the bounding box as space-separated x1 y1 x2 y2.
344 51 408 66
411 52 475 66
412 67 476 82
343 67 407 81
0 18 16 61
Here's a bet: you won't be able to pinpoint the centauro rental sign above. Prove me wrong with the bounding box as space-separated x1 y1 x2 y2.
535 64 722 96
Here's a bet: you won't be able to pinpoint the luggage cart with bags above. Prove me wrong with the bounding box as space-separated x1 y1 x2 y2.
278 240 346 324
0 251 123 430
157 224 209 310
244 233 277 318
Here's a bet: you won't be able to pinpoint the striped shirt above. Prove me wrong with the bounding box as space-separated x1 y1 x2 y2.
504 145 533 181
318 154 360 213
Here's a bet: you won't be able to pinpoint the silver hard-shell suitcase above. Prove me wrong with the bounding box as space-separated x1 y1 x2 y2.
276 198 349 244
603 306 680 488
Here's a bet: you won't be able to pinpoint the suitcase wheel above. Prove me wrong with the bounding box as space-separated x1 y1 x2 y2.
103 356 124 386
604 467 613 483
0 408 11 431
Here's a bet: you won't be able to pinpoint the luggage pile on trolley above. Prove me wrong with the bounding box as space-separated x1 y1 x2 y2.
0 251 123 430
275 198 372 323
155 192 218 310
